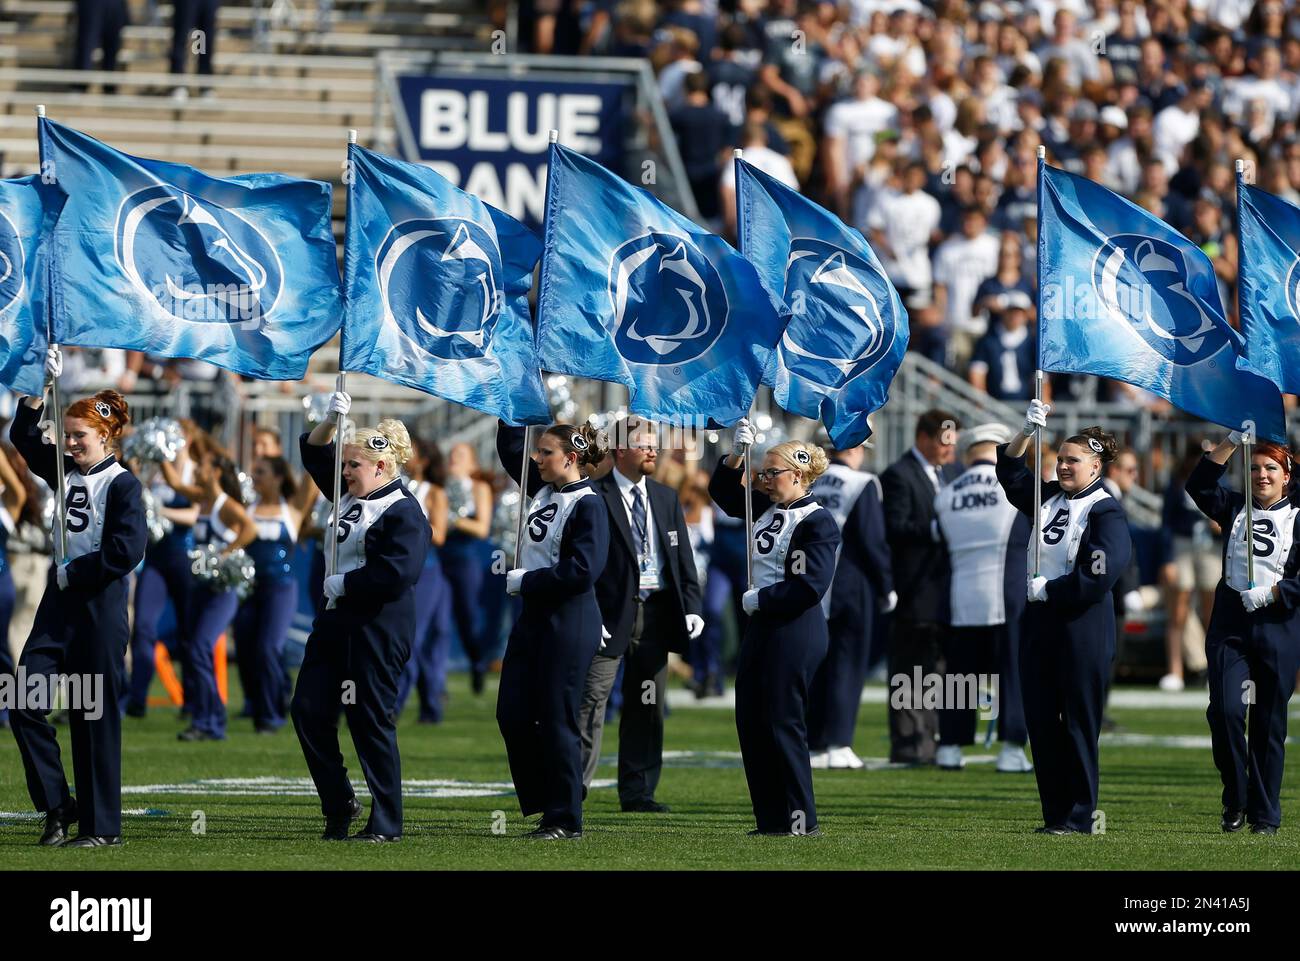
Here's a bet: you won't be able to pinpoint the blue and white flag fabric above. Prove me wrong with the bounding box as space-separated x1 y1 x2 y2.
342 145 549 425
37 118 341 380
736 157 908 449
0 176 64 395
1237 177 1300 397
535 143 785 426
1038 161 1285 440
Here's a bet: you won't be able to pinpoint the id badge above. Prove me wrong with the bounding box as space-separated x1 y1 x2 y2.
639 554 659 591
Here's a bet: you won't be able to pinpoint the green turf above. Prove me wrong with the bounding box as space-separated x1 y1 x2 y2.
0 676 1295 869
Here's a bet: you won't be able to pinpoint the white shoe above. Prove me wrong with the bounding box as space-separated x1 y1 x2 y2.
936 744 965 769
809 750 830 769
827 746 865 769
170 85 189 103
996 744 1033 773
1158 673 1185 692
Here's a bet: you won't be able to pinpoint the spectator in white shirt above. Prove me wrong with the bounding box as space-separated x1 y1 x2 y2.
823 70 899 220
868 160 942 308
932 206 1001 372
719 121 799 239
1154 80 1212 163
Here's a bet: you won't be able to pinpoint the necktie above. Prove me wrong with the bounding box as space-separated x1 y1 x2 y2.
632 486 650 599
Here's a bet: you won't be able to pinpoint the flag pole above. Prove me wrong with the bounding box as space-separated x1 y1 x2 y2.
734 147 755 590
327 128 357 601
1236 158 1256 589
1033 145 1045 581
37 103 67 566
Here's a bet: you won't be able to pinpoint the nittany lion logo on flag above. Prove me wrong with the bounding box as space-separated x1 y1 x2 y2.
1283 257 1300 326
781 239 895 388
608 232 729 366
1092 234 1230 366
114 184 283 328
0 211 23 316
376 218 502 362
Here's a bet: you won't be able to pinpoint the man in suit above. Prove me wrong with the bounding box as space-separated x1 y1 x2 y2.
881 408 962 764
579 416 704 812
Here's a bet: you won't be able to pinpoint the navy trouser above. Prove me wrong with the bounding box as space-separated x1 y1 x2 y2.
75 0 128 71
396 557 452 721
291 624 408 837
938 624 1028 747
126 552 192 713
184 587 238 738
807 606 873 751
0 568 15 725
1020 607 1110 832
441 537 489 672
690 567 728 691
735 622 828 834
12 576 128 836
496 616 600 832
233 578 297 729
1206 628 1300 828
170 0 220 75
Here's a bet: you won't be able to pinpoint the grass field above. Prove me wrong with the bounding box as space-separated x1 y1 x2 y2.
0 677 1296 870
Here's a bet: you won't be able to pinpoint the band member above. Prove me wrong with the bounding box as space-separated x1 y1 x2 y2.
233 455 302 733
933 424 1031 773
9 352 146 846
441 443 495 694
997 400 1131 834
0 442 27 729
808 442 894 769
709 421 840 836
292 392 430 842
496 421 610 839
1186 430 1300 834
579 416 703 812
180 448 255 741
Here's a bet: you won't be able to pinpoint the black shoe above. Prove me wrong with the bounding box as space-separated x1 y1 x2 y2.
64 835 122 848
1034 825 1076 835
39 802 77 847
620 799 670 813
347 831 400 843
1250 823 1279 835
1221 809 1247 833
124 703 147 719
524 824 582 840
322 797 363 840
471 667 486 695
177 727 222 742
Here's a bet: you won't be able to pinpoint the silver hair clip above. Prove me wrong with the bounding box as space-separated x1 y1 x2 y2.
366 435 389 451
793 448 811 465
570 432 590 452
94 400 112 419
1087 437 1104 453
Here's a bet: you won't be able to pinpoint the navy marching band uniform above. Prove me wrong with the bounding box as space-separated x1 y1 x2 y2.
395 477 453 723
1186 455 1300 831
184 491 240 739
996 444 1130 832
807 460 893 757
234 499 299 732
9 401 147 841
709 459 840 835
495 424 609 836
291 434 430 839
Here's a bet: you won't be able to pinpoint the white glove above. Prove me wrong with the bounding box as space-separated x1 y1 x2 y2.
323 574 346 601
506 568 525 595
685 614 704 640
327 391 352 419
1123 589 1144 615
1241 585 1275 612
742 588 760 614
879 590 898 613
44 345 62 380
1028 576 1048 603
600 624 611 651
55 564 68 591
1022 399 1050 436
731 417 756 457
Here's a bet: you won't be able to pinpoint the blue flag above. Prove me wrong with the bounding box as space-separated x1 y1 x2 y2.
536 143 785 426
0 176 64 395
1038 162 1285 440
37 118 341 380
736 158 908 448
1237 178 1300 396
342 145 549 425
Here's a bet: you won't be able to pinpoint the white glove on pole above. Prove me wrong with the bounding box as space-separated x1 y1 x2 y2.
56 564 68 591
731 418 756 458
1241 585 1275 612
742 588 760 614
323 574 346 601
328 391 352 420
506 569 525 595
1022 399 1050 437
1028 576 1048 603
879 590 898 614
685 614 704 640
44 345 62 381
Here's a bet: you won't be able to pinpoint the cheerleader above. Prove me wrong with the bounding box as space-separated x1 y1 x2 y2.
9 363 146 847
441 442 495 694
124 420 201 718
179 448 255 742
1186 430 1300 834
0 442 27 729
233 455 302 733
708 421 841 837
292 392 429 842
997 400 1131 834
495 421 610 839
395 437 454 723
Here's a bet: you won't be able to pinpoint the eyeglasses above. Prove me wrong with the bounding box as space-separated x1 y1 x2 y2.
755 468 793 481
